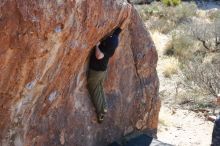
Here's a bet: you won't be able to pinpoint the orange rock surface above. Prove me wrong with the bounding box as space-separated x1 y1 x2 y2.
0 0 160 146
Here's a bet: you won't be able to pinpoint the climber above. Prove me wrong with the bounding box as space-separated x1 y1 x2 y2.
87 3 132 123
211 94 220 146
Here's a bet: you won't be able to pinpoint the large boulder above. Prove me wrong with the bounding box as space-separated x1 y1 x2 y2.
0 0 160 146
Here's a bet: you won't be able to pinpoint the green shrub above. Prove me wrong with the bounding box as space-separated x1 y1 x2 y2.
161 0 181 6
166 32 196 60
173 0 181 6
162 0 172 6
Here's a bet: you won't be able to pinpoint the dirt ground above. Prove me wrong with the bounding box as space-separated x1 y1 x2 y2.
152 31 214 146
158 105 213 146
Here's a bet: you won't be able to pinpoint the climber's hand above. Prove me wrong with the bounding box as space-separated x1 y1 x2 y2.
95 43 104 60
96 41 100 47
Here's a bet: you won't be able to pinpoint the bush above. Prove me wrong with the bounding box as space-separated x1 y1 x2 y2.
164 41 174 56
137 2 197 34
182 59 220 97
164 32 196 60
172 34 194 59
173 0 181 6
163 65 178 78
161 0 181 6
162 57 179 78
148 18 176 34
135 4 161 20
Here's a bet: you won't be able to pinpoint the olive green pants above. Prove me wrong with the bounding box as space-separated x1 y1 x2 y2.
87 69 107 114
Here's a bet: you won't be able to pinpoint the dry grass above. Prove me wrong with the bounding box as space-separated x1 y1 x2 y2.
162 57 179 78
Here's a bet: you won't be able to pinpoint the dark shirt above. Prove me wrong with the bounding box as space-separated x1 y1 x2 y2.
89 28 122 71
212 115 220 146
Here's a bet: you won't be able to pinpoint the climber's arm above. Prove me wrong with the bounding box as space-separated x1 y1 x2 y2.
95 42 104 60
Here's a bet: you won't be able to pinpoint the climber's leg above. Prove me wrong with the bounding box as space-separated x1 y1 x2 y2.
87 69 107 122
100 74 108 113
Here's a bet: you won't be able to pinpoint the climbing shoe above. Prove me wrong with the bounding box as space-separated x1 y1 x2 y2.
97 113 105 123
103 108 107 114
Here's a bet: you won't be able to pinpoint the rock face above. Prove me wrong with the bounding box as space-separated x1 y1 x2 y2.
0 0 160 146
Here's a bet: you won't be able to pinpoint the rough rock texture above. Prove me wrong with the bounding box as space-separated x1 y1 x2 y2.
0 0 160 146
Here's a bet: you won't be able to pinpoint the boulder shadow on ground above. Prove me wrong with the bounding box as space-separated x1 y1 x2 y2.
108 132 173 146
